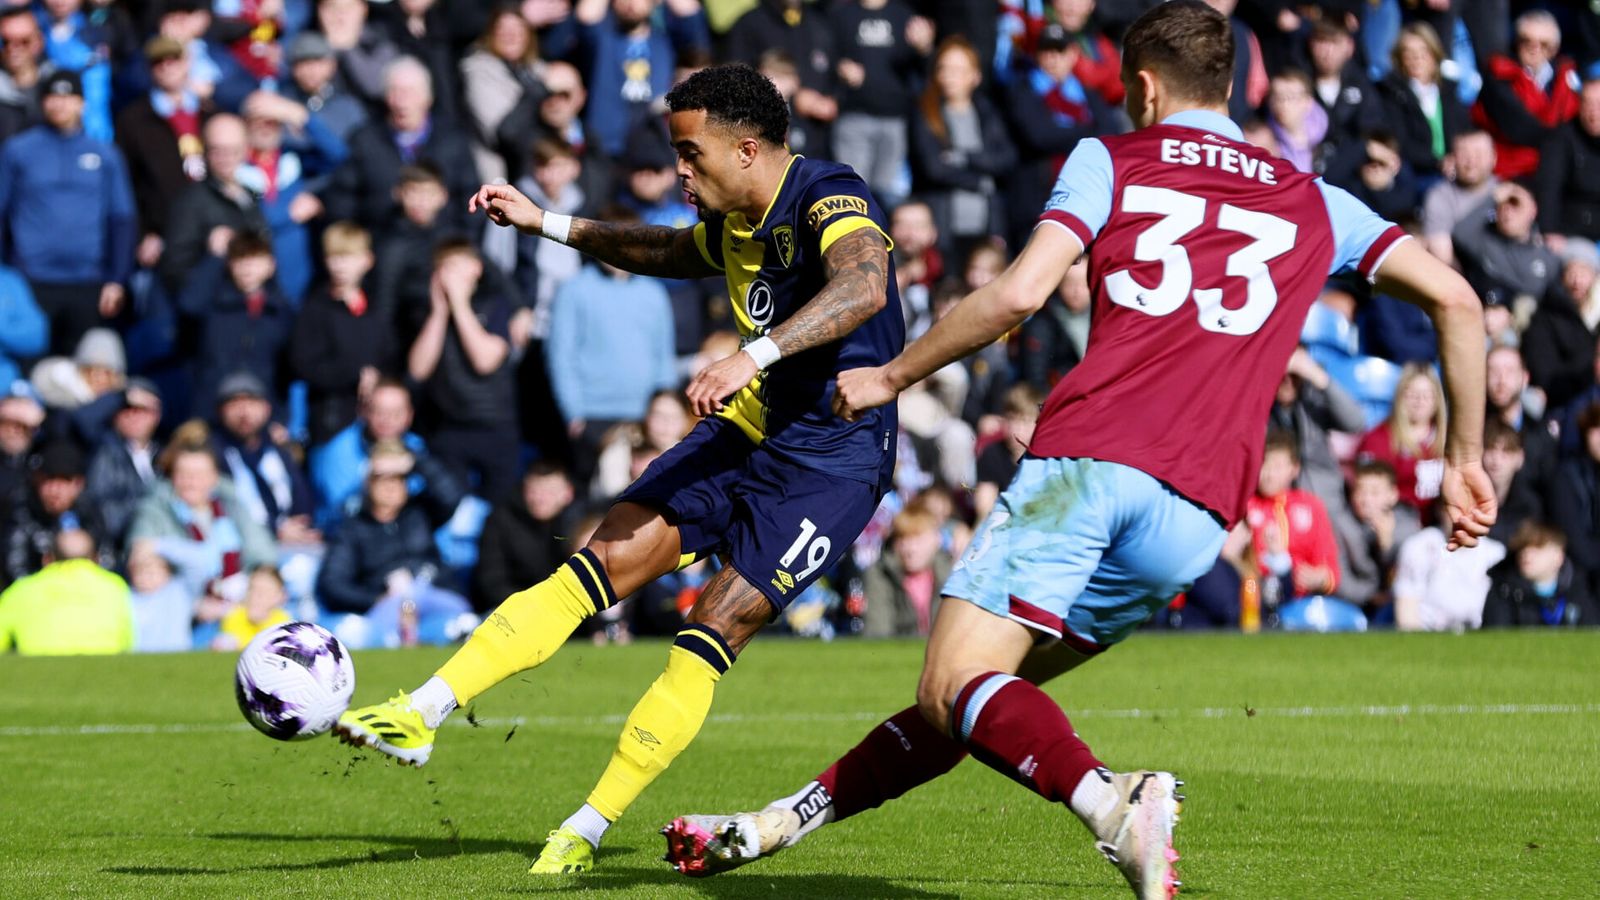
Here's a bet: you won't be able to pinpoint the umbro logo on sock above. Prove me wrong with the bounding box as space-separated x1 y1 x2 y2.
634 727 661 747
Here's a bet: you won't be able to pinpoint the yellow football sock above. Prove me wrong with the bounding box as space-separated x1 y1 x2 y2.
585 625 734 821
434 549 616 704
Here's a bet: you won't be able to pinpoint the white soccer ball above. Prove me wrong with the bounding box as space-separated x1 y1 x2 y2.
234 622 355 741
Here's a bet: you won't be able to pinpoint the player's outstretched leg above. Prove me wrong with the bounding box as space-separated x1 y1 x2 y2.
530 569 769 875
334 504 680 767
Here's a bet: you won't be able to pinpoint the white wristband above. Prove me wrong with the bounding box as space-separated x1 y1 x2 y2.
743 336 781 369
541 212 573 244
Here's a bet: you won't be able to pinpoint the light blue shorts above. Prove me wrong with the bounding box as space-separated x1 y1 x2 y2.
944 457 1227 650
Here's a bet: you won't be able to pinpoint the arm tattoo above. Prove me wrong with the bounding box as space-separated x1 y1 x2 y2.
767 226 889 357
563 218 721 279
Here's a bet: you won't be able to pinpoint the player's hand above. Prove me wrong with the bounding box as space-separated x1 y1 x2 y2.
469 183 544 233
686 350 758 418
833 365 898 422
1439 459 1496 550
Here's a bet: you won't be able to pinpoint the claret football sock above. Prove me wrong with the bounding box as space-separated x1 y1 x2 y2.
434 549 616 704
585 624 734 822
803 705 968 827
951 672 1107 830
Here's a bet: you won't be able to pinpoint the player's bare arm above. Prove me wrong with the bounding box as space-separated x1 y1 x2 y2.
833 224 1083 421
468 183 719 280
686 226 890 417
1372 238 1497 549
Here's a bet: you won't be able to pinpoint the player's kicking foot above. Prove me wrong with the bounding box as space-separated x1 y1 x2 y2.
332 692 435 767
1090 771 1184 899
660 806 800 876
528 825 595 874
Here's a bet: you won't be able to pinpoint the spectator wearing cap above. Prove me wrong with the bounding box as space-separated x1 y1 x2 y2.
0 388 44 521
0 68 134 357
325 56 480 235
85 378 162 550
1375 22 1469 181
212 371 318 548
29 328 126 450
1420 130 1497 268
1451 182 1562 313
828 0 933 208
459 6 544 186
151 0 258 111
35 0 114 143
115 36 214 276
313 0 401 112
177 232 292 416
237 89 349 304
0 263 47 396
1472 10 1580 183
1523 240 1600 413
1002 22 1113 248
1534 77 1600 247
160 113 271 295
0 7 48 144
280 30 368 143
0 528 132 655
547 0 712 159
4 441 112 586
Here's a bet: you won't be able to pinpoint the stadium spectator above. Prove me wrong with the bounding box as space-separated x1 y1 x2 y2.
829 0 932 207
315 440 474 648
0 264 47 394
29 326 122 419
512 141 587 342
373 0 464 132
507 60 606 194
1392 501 1506 632
726 0 834 151
152 0 255 111
1323 132 1418 225
237 89 348 304
1375 22 1468 180
127 424 278 620
0 528 131 655
592 390 691 502
0 7 47 144
474 460 576 613
545 215 675 492
945 253 1012 425
0 388 43 519
212 564 291 651
4 441 111 586
1264 69 1326 175
1534 77 1600 246
1486 344 1557 496
315 0 401 112
370 162 450 342
1048 0 1123 107
1357 363 1447 513
37 0 112 143
909 37 1015 263
1002 23 1113 247
1471 10 1579 182
408 239 519 503
1017 257 1089 393
459 6 543 186
175 233 293 415
1549 402 1600 595
126 543 191 652
0 69 133 356
212 372 318 546
1244 431 1340 600
1309 19 1381 151
326 56 480 234
972 382 1041 523
889 199 940 332
757 48 825 158
160 114 270 295
115 36 212 273
280 30 368 143
1451 182 1561 310
1268 346 1366 518
1483 521 1597 628
1482 419 1542 545
289 222 397 447
862 504 951 638
1420 130 1497 267
1204 0 1267 124
549 0 712 159
308 377 462 533
1522 241 1600 412
1334 460 1420 614
84 379 162 550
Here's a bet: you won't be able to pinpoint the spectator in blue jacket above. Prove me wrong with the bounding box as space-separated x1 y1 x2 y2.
542 0 711 159
0 265 47 394
0 69 134 356
35 0 112 142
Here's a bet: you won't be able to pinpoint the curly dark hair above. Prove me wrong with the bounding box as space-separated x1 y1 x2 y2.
664 64 789 147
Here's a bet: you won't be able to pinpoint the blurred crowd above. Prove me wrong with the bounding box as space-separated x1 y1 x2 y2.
0 0 1597 656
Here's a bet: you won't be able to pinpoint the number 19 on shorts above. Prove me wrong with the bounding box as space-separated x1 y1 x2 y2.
772 517 832 597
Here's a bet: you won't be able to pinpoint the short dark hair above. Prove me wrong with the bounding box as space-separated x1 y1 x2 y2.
1353 459 1398 485
1263 429 1300 464
431 236 479 265
523 459 569 481
1509 520 1566 555
1121 0 1234 107
664 63 789 147
398 162 445 187
1484 418 1524 453
227 232 274 261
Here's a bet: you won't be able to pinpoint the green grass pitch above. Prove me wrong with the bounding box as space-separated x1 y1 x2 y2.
3 631 1597 898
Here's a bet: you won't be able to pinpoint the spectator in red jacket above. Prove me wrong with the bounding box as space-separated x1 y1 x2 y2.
1245 430 1340 599
1357 363 1447 513
1049 0 1123 107
1471 10 1580 182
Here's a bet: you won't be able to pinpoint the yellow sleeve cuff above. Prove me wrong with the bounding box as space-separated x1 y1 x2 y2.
692 222 724 271
818 217 893 256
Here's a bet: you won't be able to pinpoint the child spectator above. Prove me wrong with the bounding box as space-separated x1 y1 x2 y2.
1335 461 1421 615
127 544 191 653
1483 521 1596 628
1482 419 1542 544
474 461 576 614
1244 431 1340 600
1264 69 1327 174
373 163 452 343
176 232 293 415
592 390 691 502
213 564 291 650
1357 363 1447 512
862 505 951 638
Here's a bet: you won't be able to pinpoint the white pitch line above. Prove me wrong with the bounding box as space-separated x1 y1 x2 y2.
0 703 1596 739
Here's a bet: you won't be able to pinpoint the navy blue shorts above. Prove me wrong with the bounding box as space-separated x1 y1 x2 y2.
616 417 884 612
